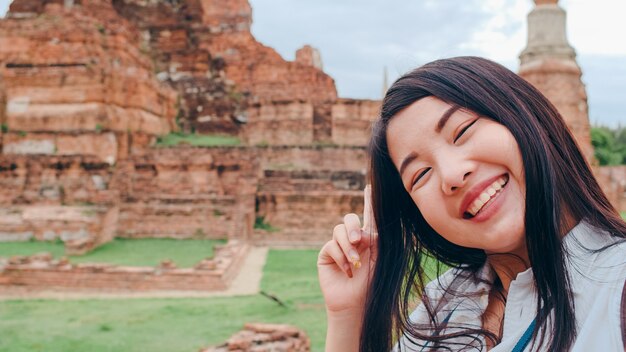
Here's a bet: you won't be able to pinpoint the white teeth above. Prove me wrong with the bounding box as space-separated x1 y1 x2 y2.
467 176 508 217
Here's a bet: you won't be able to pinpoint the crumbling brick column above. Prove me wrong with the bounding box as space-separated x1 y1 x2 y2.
519 0 593 162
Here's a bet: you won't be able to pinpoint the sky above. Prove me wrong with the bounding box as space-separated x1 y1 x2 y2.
1 0 624 126
248 0 626 127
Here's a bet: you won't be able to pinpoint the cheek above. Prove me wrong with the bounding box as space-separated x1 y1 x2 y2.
413 192 449 231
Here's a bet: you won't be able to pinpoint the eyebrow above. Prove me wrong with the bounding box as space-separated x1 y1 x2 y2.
435 104 461 133
398 104 462 178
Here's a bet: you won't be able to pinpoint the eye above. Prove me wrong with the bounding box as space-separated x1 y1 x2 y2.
453 118 479 143
411 167 431 188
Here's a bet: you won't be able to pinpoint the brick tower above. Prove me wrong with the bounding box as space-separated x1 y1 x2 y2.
519 0 594 162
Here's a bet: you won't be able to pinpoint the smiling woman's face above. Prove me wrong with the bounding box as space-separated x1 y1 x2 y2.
386 96 527 254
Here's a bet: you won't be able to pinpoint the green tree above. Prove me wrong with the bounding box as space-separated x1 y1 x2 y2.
591 126 625 165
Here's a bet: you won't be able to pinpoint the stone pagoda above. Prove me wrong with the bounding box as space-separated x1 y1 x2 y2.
519 0 593 162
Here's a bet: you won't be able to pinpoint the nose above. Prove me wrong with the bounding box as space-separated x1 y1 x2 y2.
440 163 473 196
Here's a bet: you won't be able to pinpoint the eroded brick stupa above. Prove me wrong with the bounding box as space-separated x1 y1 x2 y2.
519 0 593 161
518 0 624 210
0 0 377 264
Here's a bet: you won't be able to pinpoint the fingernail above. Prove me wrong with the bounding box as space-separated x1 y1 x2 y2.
348 248 360 263
343 263 351 274
349 230 360 242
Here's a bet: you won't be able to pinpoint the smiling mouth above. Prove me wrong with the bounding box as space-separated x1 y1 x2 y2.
463 174 509 219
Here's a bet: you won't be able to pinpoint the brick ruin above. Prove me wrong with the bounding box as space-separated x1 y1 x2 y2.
0 0 177 163
0 240 248 291
0 0 623 294
519 0 625 213
110 0 338 144
519 0 593 161
201 323 310 352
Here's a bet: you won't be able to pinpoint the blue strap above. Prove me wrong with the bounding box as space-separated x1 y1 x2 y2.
418 302 462 352
416 308 536 352
511 318 536 352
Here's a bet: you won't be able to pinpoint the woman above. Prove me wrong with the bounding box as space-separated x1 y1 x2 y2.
317 56 626 351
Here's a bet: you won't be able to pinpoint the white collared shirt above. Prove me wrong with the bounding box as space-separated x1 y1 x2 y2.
394 221 626 351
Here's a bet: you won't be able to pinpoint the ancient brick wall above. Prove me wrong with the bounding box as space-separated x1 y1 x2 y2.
0 241 249 291
254 191 364 247
118 147 259 240
0 0 177 164
0 155 118 253
257 145 368 171
596 165 626 212
0 155 118 206
243 101 314 145
0 147 260 250
331 99 380 146
199 0 337 104
198 0 337 144
111 0 243 134
0 0 371 252
111 0 338 144
253 146 368 246
296 45 323 71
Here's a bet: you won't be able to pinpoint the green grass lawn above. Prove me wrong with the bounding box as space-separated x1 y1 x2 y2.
0 238 224 268
622 211 626 220
0 249 442 352
0 250 326 352
155 132 240 147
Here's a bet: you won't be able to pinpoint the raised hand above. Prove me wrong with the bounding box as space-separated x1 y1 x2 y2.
317 185 379 314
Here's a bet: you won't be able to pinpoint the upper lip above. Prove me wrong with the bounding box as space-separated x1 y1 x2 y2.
459 173 507 217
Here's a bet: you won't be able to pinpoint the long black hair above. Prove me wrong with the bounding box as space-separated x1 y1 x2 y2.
362 56 626 351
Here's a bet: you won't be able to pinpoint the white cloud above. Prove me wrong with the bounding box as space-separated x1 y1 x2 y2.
563 0 626 56
460 0 531 67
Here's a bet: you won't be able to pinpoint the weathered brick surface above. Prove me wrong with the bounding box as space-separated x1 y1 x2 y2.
2 132 120 164
0 145 370 248
243 102 314 145
126 147 259 198
254 191 364 247
0 74 5 138
202 323 310 352
111 0 338 143
259 170 366 193
331 98 380 146
596 165 626 212
112 0 242 134
0 154 118 206
199 0 337 104
257 145 368 171
198 0 337 145
519 59 593 161
0 147 260 246
0 205 118 255
519 2 593 163
0 240 249 291
295 45 323 70
0 0 177 163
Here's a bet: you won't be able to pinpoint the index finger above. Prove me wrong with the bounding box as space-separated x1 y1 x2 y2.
362 184 376 233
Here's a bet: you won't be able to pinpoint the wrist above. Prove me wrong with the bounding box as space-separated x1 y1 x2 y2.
326 307 364 323
325 308 363 352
